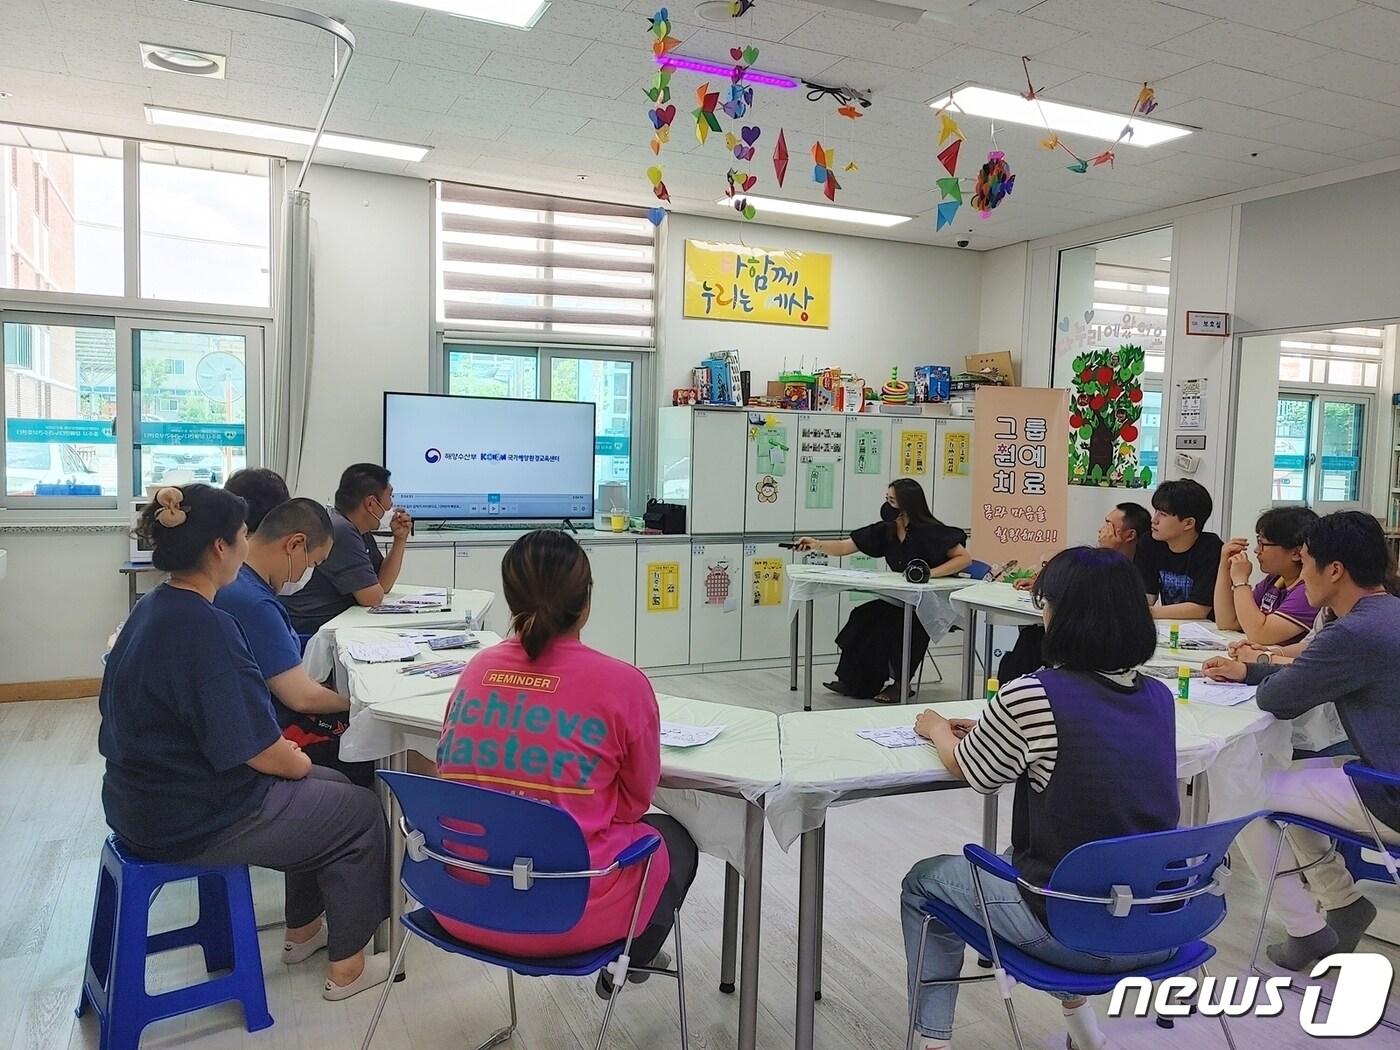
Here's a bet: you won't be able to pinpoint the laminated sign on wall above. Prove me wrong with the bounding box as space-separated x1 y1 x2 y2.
899 429 929 475
799 421 842 510
942 431 970 478
646 562 680 613
750 558 784 606
853 428 883 475
682 240 832 328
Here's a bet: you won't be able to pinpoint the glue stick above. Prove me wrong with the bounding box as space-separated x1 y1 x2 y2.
1169 622 1180 651
1177 665 1191 701
985 676 999 701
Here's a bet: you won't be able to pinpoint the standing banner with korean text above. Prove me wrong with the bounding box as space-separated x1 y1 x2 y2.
972 387 1069 573
682 240 831 328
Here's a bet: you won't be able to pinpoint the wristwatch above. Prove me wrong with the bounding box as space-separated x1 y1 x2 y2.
1232 582 1251 590
1256 652 1272 665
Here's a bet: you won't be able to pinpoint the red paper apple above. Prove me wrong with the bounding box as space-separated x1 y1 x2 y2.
1120 424 1139 442
1096 366 1113 384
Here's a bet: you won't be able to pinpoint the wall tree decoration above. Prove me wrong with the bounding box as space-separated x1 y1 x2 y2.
1068 343 1150 487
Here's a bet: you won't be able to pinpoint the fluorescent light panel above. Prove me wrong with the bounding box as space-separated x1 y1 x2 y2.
927 85 1192 148
381 0 549 29
659 54 800 89
145 106 429 162
713 194 910 227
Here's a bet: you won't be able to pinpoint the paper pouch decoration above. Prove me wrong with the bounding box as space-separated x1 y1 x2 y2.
683 240 831 328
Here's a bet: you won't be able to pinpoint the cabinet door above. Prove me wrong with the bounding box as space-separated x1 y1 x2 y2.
744 416 798 534
791 548 840 656
689 541 743 663
794 413 847 533
842 416 893 530
579 543 637 663
933 419 974 533
454 545 510 637
635 542 691 668
690 410 746 534
740 541 793 661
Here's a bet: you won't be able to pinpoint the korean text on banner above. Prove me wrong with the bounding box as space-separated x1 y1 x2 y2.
972 387 1069 571
682 240 831 328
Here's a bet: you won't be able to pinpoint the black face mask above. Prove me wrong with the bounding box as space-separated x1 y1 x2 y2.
880 501 900 523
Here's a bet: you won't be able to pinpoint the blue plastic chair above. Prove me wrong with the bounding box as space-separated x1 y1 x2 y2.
362 771 687 1050
1251 761 1400 1031
907 814 1259 1050
77 835 272 1050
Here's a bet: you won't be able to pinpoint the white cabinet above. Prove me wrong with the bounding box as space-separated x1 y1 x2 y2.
657 407 746 535
454 545 510 636
635 541 691 668
744 416 798 534
791 547 839 656
689 541 743 664
843 416 893 530
579 542 637 663
933 418 974 531
740 540 792 661
380 542 455 590
794 413 847 534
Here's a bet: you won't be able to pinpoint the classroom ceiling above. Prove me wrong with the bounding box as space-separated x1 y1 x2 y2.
3 0 1400 248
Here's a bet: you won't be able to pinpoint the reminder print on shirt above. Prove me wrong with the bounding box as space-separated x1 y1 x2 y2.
438 680 607 791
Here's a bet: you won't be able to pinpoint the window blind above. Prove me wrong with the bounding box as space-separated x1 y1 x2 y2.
436 182 656 347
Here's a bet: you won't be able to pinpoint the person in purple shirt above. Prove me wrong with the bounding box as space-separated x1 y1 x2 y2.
1213 506 1319 646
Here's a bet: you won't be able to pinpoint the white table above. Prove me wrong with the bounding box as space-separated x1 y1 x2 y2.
785 564 974 711
369 690 780 1050
302 586 494 681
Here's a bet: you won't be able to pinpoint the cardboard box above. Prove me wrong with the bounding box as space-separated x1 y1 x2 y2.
964 351 1016 386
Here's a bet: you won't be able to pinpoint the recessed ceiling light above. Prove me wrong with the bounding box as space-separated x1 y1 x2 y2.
713 194 911 228
660 54 800 89
694 1 733 21
140 42 227 79
145 106 430 162
927 84 1193 148
380 0 549 29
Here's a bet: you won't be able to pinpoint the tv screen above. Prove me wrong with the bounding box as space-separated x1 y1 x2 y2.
383 392 595 521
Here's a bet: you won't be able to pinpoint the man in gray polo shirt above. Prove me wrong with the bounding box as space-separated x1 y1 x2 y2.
1205 511 1400 970
281 463 412 635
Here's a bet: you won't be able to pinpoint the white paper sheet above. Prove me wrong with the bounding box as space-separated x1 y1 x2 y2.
346 639 420 663
856 725 929 749
397 631 437 644
660 723 725 748
1181 680 1258 707
1157 622 1227 648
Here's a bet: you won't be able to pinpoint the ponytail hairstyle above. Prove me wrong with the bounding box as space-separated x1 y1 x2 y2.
134 484 247 572
500 530 593 661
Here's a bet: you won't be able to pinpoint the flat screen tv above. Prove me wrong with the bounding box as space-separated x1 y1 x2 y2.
383 392 595 521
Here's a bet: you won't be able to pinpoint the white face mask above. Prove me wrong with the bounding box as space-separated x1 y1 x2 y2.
279 548 315 596
371 496 393 532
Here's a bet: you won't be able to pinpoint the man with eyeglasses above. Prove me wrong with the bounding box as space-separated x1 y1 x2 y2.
281 463 412 635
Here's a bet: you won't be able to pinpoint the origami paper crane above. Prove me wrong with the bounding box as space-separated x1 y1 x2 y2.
844 160 859 171
1066 158 1089 174
937 110 964 145
1134 82 1157 116
1091 149 1115 167
936 176 962 204
936 200 960 231
773 129 789 186
836 104 862 120
722 83 754 119
1039 132 1060 151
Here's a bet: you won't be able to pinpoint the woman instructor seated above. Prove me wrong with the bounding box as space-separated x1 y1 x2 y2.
797 478 971 703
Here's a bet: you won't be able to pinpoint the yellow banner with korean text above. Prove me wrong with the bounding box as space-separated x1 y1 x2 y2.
971 387 1069 574
682 240 832 328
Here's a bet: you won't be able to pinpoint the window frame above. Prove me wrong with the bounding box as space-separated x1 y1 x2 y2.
1 306 265 518
433 336 656 514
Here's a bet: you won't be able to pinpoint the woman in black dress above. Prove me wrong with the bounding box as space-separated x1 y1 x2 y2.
796 478 971 703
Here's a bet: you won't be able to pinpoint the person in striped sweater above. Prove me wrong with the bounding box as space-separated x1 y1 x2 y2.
901 547 1179 1050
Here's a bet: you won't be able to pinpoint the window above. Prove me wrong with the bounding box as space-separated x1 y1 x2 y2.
442 344 645 509
134 328 250 493
0 125 124 297
138 144 271 308
3 319 118 499
1277 327 1383 389
435 182 656 347
1270 394 1368 510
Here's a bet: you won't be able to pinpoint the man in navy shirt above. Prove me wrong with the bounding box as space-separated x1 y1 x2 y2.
215 499 364 783
280 463 412 634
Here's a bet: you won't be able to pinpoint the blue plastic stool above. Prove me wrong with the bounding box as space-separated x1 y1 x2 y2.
77 835 273 1050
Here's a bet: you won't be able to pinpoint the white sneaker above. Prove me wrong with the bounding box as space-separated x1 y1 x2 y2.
323 953 393 1002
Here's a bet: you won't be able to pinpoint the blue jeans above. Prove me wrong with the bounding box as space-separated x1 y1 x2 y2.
901 853 1173 1041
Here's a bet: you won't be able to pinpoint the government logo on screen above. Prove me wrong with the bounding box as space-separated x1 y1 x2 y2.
424 448 442 464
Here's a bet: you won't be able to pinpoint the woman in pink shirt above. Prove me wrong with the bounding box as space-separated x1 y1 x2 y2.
436 530 697 996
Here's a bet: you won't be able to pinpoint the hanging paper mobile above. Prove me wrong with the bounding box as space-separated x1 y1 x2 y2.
937 110 964 145
731 0 756 14
812 141 840 201
1090 149 1115 168
971 150 1013 216
936 138 960 177
646 165 671 203
936 200 960 231
844 161 859 172
725 168 758 196
647 207 667 226
649 7 680 56
644 66 673 104
722 83 754 119
692 82 721 145
836 104 862 120
1134 83 1157 116
726 125 760 161
773 129 789 186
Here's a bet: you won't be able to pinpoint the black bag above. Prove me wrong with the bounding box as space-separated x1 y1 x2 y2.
644 499 686 534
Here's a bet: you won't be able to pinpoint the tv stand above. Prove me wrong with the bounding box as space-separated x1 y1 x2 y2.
561 518 581 535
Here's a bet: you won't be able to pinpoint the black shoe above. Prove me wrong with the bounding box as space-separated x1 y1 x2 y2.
822 679 850 696
594 950 671 999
